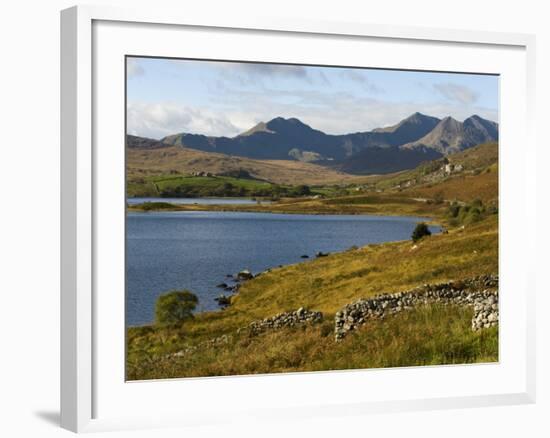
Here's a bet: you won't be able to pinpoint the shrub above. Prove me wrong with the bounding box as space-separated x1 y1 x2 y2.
471 199 483 208
138 202 177 211
292 185 311 196
433 191 445 205
448 202 460 218
155 290 198 326
411 222 432 242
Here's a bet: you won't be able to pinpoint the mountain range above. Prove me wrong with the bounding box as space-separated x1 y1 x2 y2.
127 112 498 175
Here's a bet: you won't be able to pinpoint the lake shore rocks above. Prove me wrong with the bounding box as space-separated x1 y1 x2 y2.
237 269 254 280
334 275 498 341
214 294 231 308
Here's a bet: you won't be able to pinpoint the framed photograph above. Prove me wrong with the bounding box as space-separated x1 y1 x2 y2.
61 5 536 433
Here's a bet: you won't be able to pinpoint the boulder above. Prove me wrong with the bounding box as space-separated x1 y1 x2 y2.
237 269 254 280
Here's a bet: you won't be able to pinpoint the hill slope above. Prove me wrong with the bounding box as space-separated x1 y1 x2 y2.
127 145 365 186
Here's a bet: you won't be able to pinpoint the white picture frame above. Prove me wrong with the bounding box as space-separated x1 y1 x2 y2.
60 4 537 433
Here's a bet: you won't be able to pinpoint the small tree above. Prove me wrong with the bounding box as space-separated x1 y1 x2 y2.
293 184 311 196
411 222 431 242
155 290 198 326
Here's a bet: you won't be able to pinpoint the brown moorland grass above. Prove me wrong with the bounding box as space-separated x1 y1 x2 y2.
401 165 498 203
127 304 498 380
366 142 498 192
127 146 370 186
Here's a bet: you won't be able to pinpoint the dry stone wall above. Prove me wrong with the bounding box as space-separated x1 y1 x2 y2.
335 275 498 341
246 307 323 336
168 276 498 359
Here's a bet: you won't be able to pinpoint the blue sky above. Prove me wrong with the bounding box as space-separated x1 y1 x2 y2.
127 57 499 140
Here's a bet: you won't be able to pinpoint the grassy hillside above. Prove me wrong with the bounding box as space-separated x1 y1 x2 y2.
368 142 497 191
127 214 498 380
401 167 497 204
127 146 365 186
448 142 499 169
129 305 497 380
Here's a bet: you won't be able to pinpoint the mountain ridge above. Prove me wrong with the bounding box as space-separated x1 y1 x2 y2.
129 113 498 175
401 115 499 154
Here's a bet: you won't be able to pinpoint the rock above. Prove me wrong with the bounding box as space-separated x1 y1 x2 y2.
247 308 323 336
300 255 309 259
237 269 254 280
214 294 231 308
216 282 228 288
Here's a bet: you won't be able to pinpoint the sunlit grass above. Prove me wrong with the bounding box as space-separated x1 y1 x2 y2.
127 304 498 380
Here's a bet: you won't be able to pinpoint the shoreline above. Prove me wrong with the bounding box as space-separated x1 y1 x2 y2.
126 196 446 226
126 214 444 328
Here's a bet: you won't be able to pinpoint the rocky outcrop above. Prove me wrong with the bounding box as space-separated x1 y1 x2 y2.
334 275 498 341
246 307 323 336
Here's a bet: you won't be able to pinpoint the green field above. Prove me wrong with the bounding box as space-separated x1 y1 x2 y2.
127 173 346 199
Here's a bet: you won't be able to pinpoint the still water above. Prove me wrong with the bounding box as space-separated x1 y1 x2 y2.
126 209 439 325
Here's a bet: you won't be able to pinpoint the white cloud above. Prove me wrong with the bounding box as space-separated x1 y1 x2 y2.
127 58 144 78
433 82 479 105
127 101 242 139
127 91 498 139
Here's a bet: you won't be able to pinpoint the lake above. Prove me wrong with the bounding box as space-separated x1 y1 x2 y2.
127 197 271 205
126 210 440 326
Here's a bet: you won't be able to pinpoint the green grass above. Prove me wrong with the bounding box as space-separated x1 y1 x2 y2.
154 175 271 190
127 173 345 199
131 201 178 211
127 304 498 380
